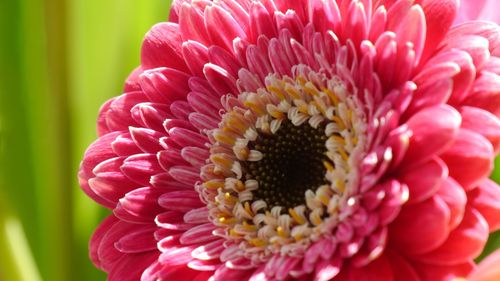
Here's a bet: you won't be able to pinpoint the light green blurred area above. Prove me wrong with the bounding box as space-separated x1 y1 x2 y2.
0 0 170 280
0 0 499 281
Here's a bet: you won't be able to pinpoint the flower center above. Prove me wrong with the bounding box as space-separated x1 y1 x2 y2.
199 65 367 263
246 120 328 210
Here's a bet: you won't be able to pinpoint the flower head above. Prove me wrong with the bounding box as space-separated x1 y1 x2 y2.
79 0 500 280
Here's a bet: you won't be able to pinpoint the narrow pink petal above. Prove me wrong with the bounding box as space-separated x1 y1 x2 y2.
141 23 187 71
402 105 461 167
463 71 500 117
398 157 448 204
97 98 116 136
130 102 171 133
181 147 210 168
159 246 196 265
468 179 500 232
313 257 342 281
179 3 210 44
436 178 467 231
386 251 421 281
205 5 247 51
168 127 208 148
412 261 475 281
345 253 394 281
208 45 241 78
441 129 494 190
418 0 458 65
106 92 148 131
120 153 163 186
191 239 225 261
460 106 500 152
182 40 210 78
158 190 203 212
155 211 194 231
139 67 190 105
115 187 165 223
115 226 157 253
123 66 143 92
393 5 426 65
90 215 119 269
180 223 218 245
203 63 239 95
129 127 165 153
89 156 137 203
249 1 276 42
187 91 222 118
413 207 488 265
108 253 159 281
389 196 450 255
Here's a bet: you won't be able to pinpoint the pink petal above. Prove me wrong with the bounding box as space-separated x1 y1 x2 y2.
412 261 475 281
204 5 247 52
180 223 218 245
158 190 203 212
419 0 458 65
460 106 500 152
386 251 421 281
141 23 187 71
179 3 210 44
402 105 461 167
414 207 489 265
120 153 163 186
436 178 467 231
345 253 394 281
108 253 159 281
467 179 500 232
115 226 157 253
389 196 450 255
441 129 494 190
114 187 165 223
398 157 448 204
90 215 119 269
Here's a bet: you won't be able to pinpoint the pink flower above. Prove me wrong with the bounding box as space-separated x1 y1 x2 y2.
79 0 500 280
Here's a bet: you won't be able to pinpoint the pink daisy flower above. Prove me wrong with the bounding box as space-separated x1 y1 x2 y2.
79 0 500 280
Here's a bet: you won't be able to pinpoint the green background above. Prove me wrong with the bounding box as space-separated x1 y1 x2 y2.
0 0 498 280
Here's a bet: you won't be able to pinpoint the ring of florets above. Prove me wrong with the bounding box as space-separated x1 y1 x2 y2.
198 65 367 263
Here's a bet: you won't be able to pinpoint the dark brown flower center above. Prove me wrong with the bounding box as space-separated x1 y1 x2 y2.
245 120 328 210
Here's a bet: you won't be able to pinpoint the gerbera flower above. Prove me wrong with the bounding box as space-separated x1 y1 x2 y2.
79 0 500 280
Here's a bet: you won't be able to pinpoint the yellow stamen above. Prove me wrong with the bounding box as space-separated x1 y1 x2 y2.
218 216 238 225
214 133 236 145
338 146 349 161
330 135 346 145
204 180 224 190
277 226 287 238
322 88 339 105
244 202 254 216
336 180 346 193
303 82 320 97
243 101 265 116
323 160 335 172
249 238 267 247
331 116 346 130
224 193 237 204
210 154 232 169
289 208 306 225
284 85 301 99
298 104 309 114
266 85 286 100
318 194 330 206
